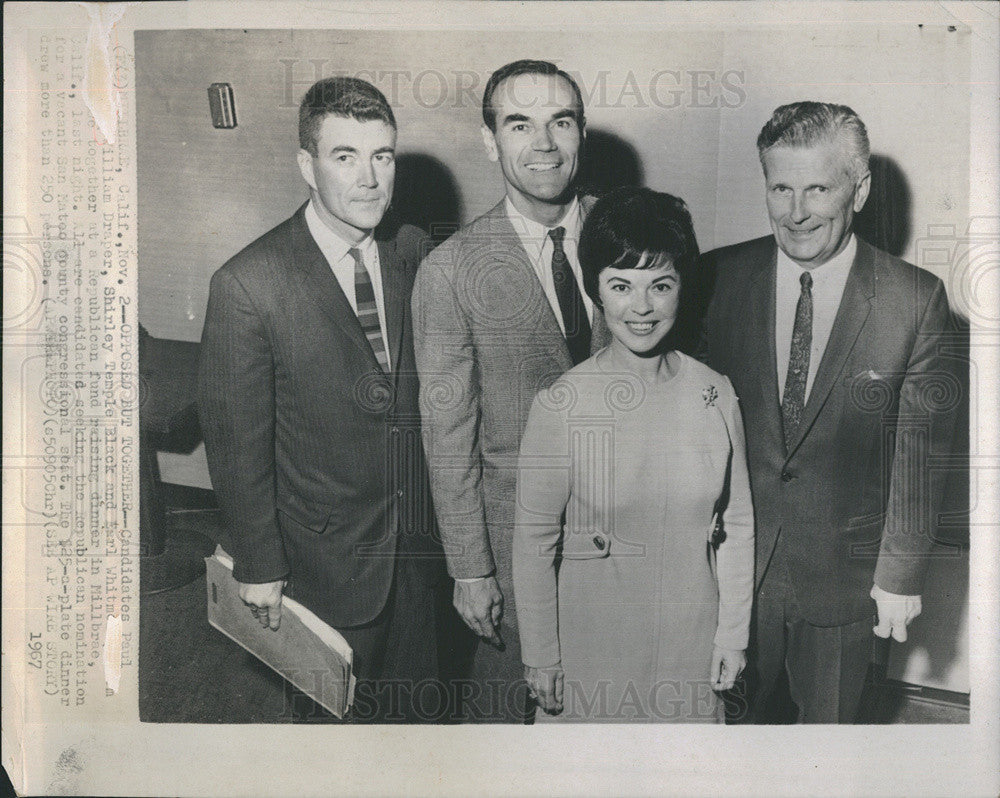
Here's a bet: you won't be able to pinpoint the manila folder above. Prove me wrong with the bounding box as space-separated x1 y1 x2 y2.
205 548 356 718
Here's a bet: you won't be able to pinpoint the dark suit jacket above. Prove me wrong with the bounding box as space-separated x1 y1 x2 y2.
411 198 611 602
702 234 960 627
198 203 434 628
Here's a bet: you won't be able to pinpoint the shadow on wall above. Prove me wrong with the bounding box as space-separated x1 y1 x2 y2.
577 128 645 198
393 131 644 244
860 150 969 688
393 152 462 246
927 313 970 684
890 312 970 690
855 153 912 258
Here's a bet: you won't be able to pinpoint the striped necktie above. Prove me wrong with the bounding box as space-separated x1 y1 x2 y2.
781 270 813 449
350 247 390 372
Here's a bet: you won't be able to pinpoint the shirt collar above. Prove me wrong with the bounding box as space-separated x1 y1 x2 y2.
504 195 582 260
776 233 856 285
305 200 375 264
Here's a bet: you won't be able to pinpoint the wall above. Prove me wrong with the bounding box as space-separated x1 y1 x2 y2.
136 25 971 693
136 28 733 342
713 25 970 267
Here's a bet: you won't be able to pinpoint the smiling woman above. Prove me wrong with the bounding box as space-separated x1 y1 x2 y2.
599 262 681 360
579 186 702 363
512 187 755 723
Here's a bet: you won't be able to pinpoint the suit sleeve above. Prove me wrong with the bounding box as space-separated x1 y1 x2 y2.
197 267 288 584
512 393 570 668
874 279 960 595
714 377 755 650
411 246 494 579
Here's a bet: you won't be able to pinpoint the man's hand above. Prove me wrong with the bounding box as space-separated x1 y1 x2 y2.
525 663 564 714
238 579 287 631
871 584 922 642
453 577 503 643
709 645 746 692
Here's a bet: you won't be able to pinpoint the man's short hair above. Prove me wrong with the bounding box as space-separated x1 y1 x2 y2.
299 77 396 156
481 59 585 132
756 101 870 180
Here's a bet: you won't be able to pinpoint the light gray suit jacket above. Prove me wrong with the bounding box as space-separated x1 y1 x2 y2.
412 198 610 598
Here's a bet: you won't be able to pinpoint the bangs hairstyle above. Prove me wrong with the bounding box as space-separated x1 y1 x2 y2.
579 186 699 306
481 59 585 132
756 101 870 180
299 76 396 156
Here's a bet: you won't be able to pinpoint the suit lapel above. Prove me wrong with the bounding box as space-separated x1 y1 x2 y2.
786 238 875 455
576 195 613 353
483 195 611 361
377 234 406 375
484 201 572 368
747 242 785 451
290 205 380 370
742 240 784 588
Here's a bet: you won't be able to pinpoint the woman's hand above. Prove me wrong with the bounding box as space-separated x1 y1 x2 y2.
710 646 745 692
524 663 565 714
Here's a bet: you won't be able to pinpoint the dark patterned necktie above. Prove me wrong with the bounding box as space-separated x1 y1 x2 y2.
781 270 813 449
350 247 390 372
549 226 591 365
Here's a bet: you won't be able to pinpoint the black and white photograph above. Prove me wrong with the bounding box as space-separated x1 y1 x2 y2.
136 22 973 727
3 1 998 795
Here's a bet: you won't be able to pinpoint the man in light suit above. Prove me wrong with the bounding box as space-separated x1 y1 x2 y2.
702 102 960 723
412 60 610 722
198 77 440 722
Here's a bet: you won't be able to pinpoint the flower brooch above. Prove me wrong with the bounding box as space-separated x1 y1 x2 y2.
702 385 718 407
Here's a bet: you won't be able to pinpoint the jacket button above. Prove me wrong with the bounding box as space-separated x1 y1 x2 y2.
593 535 606 550
396 489 404 498
781 471 793 482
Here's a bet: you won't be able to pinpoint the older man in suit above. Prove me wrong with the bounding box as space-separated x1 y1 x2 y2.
198 77 439 722
702 102 960 723
412 59 610 722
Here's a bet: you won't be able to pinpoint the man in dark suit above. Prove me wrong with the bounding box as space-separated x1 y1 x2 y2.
198 77 439 722
412 60 610 722
702 102 960 723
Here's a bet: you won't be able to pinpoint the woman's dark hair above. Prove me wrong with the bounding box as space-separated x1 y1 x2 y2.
579 186 702 352
579 187 699 301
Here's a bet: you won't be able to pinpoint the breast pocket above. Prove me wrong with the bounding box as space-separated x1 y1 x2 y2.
842 369 904 415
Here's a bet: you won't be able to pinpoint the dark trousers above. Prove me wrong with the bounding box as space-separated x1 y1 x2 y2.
464 603 532 724
751 544 874 724
342 551 441 723
291 551 440 724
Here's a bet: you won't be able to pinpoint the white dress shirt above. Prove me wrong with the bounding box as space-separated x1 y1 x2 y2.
305 200 391 370
504 196 594 333
775 235 856 400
